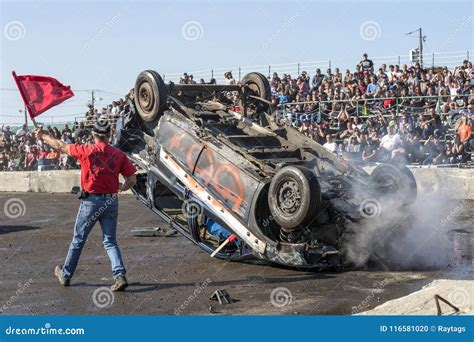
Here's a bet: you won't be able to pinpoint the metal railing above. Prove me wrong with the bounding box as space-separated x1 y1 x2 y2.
277 94 470 120
162 50 471 84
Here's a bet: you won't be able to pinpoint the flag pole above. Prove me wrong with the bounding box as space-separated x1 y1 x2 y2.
12 71 38 128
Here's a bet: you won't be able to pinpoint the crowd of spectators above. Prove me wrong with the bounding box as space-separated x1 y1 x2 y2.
0 101 127 171
0 122 87 171
265 54 474 165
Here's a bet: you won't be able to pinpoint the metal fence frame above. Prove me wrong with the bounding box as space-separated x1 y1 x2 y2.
162 50 472 84
277 94 470 119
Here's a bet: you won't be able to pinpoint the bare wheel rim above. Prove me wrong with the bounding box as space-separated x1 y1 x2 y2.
276 179 301 216
138 82 154 114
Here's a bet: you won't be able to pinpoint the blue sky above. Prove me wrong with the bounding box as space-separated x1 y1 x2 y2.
1 0 472 124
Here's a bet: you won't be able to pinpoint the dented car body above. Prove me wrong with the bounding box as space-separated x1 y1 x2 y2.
113 70 417 269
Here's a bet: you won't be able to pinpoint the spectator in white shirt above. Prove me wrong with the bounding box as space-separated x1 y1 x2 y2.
380 126 400 151
323 134 338 153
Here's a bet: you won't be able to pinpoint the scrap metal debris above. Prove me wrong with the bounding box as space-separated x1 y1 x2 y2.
131 226 177 237
210 289 235 305
434 294 460 316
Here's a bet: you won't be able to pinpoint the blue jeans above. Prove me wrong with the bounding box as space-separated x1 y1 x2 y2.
62 194 126 280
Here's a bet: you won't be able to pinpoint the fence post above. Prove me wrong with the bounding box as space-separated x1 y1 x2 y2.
432 53 435 67
238 67 241 82
297 62 300 75
318 102 321 122
436 94 441 115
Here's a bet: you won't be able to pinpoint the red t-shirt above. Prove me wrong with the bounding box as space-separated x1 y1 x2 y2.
69 142 137 194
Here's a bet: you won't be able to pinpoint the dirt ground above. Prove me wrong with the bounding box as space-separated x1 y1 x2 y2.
0 193 472 315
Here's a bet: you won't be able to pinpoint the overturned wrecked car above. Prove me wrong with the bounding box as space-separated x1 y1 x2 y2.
113 70 417 269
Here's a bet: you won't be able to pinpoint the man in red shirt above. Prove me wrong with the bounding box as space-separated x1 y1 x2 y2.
35 119 137 291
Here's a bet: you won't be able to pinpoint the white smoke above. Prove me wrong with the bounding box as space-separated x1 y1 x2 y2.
344 194 469 270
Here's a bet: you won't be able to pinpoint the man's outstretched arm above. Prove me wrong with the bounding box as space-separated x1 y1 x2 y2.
35 129 70 155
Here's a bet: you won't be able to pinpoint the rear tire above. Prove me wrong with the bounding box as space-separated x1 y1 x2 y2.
369 164 417 206
241 72 271 111
268 166 321 229
134 70 167 123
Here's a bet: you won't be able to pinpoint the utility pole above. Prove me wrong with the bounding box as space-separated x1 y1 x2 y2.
406 28 426 68
19 106 27 127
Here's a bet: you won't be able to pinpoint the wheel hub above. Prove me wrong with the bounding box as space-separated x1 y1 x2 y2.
138 83 154 113
379 175 399 192
277 180 301 215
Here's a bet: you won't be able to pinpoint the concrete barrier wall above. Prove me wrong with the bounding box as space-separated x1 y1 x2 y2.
363 166 474 200
0 170 80 193
0 168 473 199
408 167 474 200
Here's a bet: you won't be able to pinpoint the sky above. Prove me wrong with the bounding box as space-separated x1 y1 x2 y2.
0 0 473 125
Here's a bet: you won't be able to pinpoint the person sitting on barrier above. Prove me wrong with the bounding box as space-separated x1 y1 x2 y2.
379 125 401 161
404 131 423 164
362 138 378 162
323 134 338 153
458 116 472 143
422 130 446 165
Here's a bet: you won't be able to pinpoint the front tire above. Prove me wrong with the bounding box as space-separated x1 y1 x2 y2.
268 166 321 229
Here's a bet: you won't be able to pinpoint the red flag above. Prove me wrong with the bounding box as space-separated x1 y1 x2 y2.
12 71 74 119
